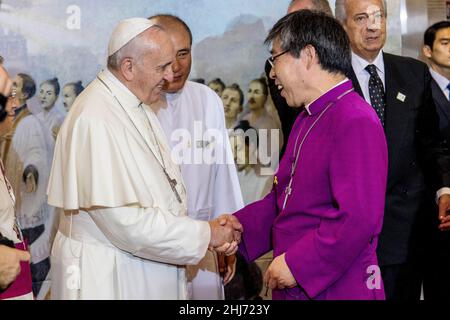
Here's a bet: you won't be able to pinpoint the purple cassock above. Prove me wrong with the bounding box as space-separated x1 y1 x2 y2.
234 80 388 300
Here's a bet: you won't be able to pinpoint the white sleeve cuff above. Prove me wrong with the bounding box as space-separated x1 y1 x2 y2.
436 187 450 204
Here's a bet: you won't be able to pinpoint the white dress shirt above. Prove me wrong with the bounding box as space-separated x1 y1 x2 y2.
351 51 385 104
428 68 450 200
352 51 450 201
430 68 450 101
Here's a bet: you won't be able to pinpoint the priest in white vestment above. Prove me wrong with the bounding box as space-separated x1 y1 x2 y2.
47 18 241 300
149 15 244 300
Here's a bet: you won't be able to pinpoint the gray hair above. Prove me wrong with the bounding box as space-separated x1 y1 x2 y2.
335 0 387 24
107 25 163 71
289 0 333 16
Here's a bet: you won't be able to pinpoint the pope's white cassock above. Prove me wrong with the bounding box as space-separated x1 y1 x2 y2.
157 81 243 300
47 69 212 300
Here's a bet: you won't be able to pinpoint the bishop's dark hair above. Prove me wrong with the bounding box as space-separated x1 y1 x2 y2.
265 10 351 76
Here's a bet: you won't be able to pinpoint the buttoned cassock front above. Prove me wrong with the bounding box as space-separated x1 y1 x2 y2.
235 81 388 300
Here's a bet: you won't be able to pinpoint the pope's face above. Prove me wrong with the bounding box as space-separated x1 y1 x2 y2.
134 29 174 105
342 0 387 61
247 81 267 111
222 88 242 120
165 26 192 93
424 27 450 71
39 83 58 111
62 85 77 112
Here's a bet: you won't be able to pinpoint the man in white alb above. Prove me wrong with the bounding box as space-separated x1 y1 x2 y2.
148 14 244 300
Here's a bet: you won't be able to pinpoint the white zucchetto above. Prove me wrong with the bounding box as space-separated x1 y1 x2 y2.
108 18 155 56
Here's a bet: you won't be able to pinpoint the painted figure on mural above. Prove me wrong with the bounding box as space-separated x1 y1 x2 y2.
208 78 226 98
222 83 244 130
0 70 54 299
36 78 64 140
62 81 84 113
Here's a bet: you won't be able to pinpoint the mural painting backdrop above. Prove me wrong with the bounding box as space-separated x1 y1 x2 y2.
0 0 401 114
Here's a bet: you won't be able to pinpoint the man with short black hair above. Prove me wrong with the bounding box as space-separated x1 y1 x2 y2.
229 10 388 300
266 0 333 157
422 20 450 300
148 14 243 300
423 21 450 144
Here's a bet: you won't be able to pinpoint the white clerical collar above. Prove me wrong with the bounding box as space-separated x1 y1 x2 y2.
304 78 350 115
102 68 141 108
352 50 385 78
166 81 190 103
429 68 450 93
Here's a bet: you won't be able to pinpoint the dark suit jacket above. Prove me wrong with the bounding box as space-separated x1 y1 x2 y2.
265 60 300 157
431 78 450 145
348 52 450 266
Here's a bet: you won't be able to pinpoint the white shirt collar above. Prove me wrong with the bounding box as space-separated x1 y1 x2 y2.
304 78 350 115
429 68 450 94
352 50 385 78
166 82 188 102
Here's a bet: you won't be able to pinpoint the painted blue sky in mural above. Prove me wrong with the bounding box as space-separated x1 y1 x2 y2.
0 0 299 114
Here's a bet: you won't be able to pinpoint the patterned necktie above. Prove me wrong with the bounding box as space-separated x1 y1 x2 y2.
447 82 450 101
365 64 386 126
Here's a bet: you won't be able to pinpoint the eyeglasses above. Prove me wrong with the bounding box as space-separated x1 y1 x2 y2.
268 50 289 68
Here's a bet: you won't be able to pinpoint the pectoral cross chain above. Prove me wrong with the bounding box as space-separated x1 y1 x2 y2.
282 180 293 210
164 170 182 204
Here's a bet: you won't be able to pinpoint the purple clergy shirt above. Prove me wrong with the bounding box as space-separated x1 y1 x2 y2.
234 80 388 300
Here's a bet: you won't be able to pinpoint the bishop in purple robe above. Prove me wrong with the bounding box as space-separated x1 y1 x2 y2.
231 10 388 300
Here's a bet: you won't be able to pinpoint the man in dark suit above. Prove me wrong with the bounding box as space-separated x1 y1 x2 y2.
265 0 333 156
424 21 450 149
336 0 450 300
422 20 450 300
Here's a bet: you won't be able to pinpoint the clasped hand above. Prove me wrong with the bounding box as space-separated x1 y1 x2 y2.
208 214 243 256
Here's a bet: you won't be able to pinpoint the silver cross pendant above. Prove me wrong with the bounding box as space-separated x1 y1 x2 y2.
165 171 182 204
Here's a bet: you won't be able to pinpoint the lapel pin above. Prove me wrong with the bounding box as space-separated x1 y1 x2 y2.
396 92 406 102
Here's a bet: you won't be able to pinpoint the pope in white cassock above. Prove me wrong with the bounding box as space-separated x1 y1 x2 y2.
47 18 241 300
149 15 244 300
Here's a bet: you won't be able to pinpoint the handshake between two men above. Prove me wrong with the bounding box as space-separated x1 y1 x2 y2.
207 214 243 285
208 214 243 256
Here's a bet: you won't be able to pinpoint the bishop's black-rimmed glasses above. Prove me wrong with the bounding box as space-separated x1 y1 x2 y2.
268 50 289 68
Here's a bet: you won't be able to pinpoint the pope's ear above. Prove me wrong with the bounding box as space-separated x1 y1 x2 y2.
120 57 134 81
